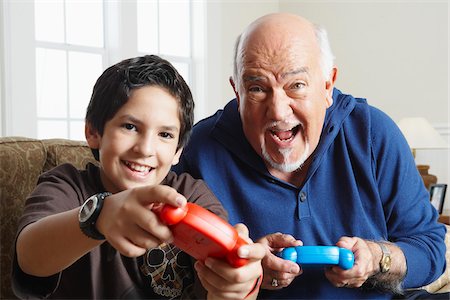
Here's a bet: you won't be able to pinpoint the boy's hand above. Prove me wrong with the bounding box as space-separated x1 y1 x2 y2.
96 185 186 257
195 224 265 300
258 233 303 289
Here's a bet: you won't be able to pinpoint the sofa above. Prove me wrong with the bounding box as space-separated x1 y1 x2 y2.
0 136 449 299
1 137 97 299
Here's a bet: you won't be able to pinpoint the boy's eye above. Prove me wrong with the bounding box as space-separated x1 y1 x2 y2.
159 132 175 139
123 123 137 131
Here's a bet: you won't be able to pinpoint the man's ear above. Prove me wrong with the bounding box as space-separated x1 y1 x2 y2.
85 122 101 149
172 147 183 166
325 67 338 108
229 76 240 102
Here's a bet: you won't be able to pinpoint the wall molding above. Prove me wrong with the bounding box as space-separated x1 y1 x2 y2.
433 123 450 137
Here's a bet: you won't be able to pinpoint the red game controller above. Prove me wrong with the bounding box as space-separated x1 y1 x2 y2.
157 202 249 267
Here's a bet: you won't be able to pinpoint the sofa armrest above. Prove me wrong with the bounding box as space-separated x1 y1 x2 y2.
0 137 97 299
420 224 450 293
0 137 47 299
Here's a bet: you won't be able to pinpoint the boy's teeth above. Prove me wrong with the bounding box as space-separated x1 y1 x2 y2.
125 161 150 172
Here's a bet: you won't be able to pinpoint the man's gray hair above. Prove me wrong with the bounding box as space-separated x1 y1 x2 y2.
314 24 335 80
232 24 335 85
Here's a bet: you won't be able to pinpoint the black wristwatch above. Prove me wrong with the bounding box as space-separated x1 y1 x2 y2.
78 192 112 240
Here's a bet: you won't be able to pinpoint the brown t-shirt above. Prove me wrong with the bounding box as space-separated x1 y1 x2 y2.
12 163 226 299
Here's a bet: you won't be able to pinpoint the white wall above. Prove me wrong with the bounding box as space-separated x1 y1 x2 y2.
203 0 279 116
204 1 449 210
279 1 448 122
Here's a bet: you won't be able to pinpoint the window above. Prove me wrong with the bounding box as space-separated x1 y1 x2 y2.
34 0 104 140
2 0 202 140
136 0 192 84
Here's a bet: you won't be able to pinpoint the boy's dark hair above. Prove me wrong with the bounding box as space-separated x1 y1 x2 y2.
85 55 194 160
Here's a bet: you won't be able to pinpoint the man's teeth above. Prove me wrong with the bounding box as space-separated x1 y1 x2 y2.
273 130 294 141
125 161 151 172
271 125 299 141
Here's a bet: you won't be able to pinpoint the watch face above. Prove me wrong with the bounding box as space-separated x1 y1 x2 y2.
381 255 391 272
79 196 98 223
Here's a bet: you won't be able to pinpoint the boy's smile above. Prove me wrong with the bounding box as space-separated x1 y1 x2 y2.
86 85 182 193
124 161 153 174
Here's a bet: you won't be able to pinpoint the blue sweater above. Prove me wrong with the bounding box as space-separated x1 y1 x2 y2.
173 89 446 299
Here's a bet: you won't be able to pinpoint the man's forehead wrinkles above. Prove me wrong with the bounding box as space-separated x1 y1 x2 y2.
281 67 309 78
242 67 309 83
243 75 265 82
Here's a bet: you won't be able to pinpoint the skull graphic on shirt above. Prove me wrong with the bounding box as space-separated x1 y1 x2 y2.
140 243 194 298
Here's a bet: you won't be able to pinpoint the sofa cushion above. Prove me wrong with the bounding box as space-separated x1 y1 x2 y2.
0 137 46 299
42 139 97 171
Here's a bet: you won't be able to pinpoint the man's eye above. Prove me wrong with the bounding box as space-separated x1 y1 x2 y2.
292 82 306 89
159 132 174 139
248 86 264 93
123 123 137 131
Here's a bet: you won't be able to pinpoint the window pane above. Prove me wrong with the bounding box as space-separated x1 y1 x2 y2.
137 0 159 53
38 120 68 139
68 52 102 118
171 62 189 85
34 0 65 42
36 48 67 118
66 0 104 47
159 0 190 57
70 121 86 141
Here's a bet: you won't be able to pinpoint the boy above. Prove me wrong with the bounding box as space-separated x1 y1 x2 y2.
12 55 263 299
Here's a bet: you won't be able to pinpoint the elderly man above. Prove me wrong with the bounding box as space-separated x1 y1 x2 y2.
173 13 446 299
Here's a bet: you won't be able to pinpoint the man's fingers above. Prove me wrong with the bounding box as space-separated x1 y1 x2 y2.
258 232 303 250
263 252 300 273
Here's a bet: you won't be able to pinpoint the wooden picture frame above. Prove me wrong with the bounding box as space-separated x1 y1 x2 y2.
430 184 447 214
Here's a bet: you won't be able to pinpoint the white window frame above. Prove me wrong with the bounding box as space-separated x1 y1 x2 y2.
1 0 205 138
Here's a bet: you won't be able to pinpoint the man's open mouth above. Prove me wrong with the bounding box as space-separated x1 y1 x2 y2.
270 125 300 142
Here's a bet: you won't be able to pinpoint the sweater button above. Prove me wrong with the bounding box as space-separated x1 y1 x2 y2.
299 191 307 202
267 178 276 184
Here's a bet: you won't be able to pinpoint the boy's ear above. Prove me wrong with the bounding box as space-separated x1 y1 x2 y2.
85 122 101 149
171 147 183 165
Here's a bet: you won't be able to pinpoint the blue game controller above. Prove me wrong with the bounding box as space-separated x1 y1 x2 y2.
279 246 354 270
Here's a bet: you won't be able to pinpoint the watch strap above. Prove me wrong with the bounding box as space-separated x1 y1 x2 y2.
79 192 111 240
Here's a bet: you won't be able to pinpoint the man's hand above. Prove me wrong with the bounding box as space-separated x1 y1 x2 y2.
195 224 265 300
258 233 303 289
325 237 378 288
325 236 406 293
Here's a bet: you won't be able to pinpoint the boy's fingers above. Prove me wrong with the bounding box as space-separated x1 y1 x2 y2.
234 223 251 241
238 243 266 260
135 185 187 208
234 223 249 236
